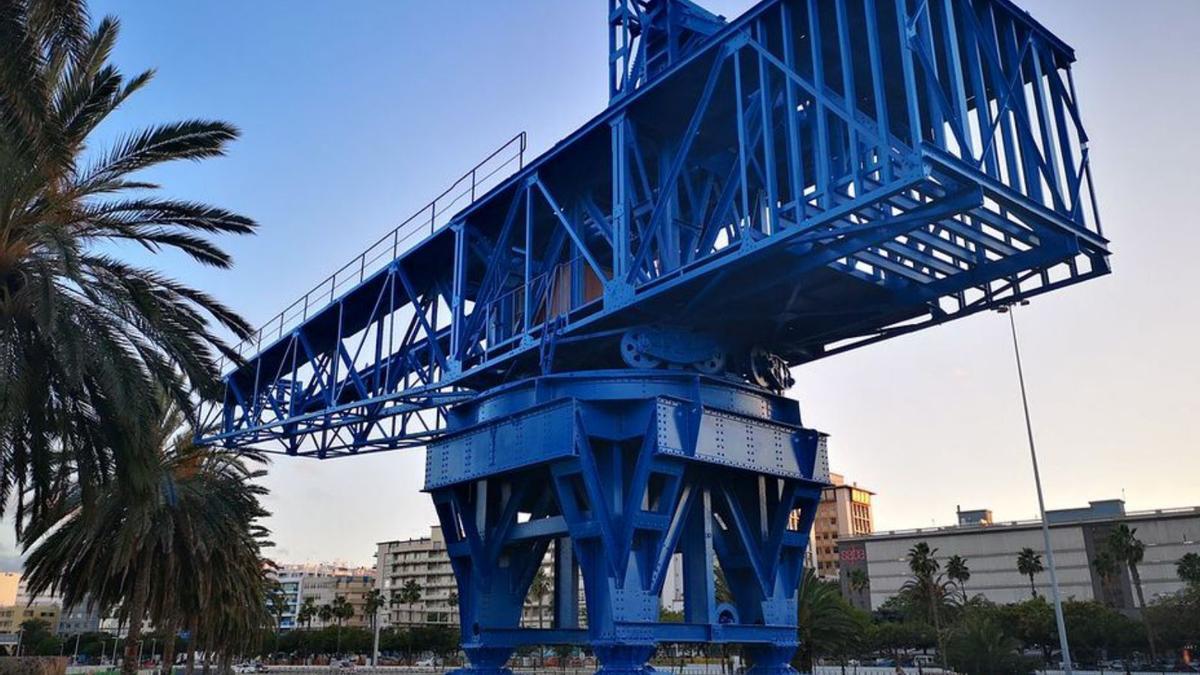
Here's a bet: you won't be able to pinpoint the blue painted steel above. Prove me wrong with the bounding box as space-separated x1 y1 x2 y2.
196 1 1108 672
427 372 825 674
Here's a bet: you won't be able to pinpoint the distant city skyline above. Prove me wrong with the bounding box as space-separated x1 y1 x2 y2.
3 0 1197 569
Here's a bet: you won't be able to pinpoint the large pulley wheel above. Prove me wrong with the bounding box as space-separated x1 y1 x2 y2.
748 346 794 392
621 329 663 369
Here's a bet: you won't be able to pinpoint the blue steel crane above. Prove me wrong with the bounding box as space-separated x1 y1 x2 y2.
198 0 1108 672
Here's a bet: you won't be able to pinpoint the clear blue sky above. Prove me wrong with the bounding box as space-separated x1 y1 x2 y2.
6 0 1194 567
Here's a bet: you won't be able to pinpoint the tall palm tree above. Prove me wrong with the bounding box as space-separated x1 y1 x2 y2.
330 595 352 654
792 568 862 673
945 554 970 604
297 597 317 630
266 583 288 648
1105 524 1158 659
903 542 948 666
0 0 257 530
1091 550 1121 605
1178 552 1200 588
18 399 271 675
391 579 423 625
363 589 385 633
317 604 334 628
1016 548 1044 598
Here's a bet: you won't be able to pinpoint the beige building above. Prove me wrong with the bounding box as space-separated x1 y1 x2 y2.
0 574 19 607
273 562 376 630
0 604 60 634
375 527 557 628
790 472 875 580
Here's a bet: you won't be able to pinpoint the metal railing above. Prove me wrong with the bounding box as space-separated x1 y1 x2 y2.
220 132 527 374
856 506 1200 539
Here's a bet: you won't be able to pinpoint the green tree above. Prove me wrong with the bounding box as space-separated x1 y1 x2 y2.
946 554 971 604
364 589 386 633
944 612 1031 675
528 569 551 666
1143 587 1199 658
791 568 867 672
903 542 950 666
847 568 870 598
20 400 272 675
869 621 935 663
0 0 256 530
1091 550 1121 606
1176 552 1200 588
1016 548 1044 598
18 619 62 656
1062 599 1145 664
266 582 288 651
393 579 423 608
318 603 334 627
330 595 353 653
1104 524 1158 659
297 597 317 629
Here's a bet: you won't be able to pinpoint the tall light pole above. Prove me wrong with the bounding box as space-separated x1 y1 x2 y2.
371 606 382 667
999 300 1072 674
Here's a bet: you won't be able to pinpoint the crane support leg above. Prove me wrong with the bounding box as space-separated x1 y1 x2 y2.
425 371 828 675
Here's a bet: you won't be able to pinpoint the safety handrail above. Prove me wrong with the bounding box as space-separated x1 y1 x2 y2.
219 132 527 374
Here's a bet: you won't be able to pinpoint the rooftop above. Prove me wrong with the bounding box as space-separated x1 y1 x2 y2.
844 502 1200 542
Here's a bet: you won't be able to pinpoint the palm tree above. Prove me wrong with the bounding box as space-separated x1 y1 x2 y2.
945 613 1025 674
19 399 271 675
317 604 334 628
903 542 948 666
528 569 551 666
1016 548 1044 598
363 589 385 633
297 597 317 630
0 0 257 530
266 583 288 649
846 568 870 597
945 554 970 604
1106 524 1158 659
792 568 862 673
1178 552 1200 588
330 595 352 654
1091 550 1121 605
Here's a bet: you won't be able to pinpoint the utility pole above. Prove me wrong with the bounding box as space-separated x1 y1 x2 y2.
371 606 382 667
1000 301 1073 674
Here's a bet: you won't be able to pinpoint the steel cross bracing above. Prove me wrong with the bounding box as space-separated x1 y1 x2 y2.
196 1 1109 672
199 0 1108 459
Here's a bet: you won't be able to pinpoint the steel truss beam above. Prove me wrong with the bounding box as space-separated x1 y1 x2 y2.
202 0 1108 462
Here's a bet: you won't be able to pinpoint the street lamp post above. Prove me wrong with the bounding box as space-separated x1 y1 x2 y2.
999 301 1073 674
371 609 381 667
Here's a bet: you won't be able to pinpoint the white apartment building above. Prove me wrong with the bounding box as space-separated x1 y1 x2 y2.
840 500 1199 612
375 527 563 628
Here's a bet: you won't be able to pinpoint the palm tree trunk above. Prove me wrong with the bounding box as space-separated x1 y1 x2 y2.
184 617 199 675
1029 573 1037 598
201 629 211 675
122 572 152 675
161 623 177 675
929 594 947 670
1129 564 1158 660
